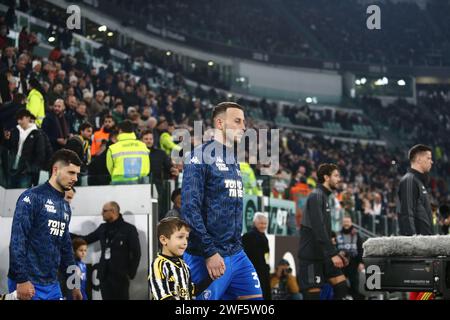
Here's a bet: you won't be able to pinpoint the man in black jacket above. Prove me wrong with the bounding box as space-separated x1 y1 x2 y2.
73 201 141 300
242 212 271 300
298 163 349 300
398 144 434 236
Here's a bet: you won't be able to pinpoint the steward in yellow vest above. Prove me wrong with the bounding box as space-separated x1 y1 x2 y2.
106 120 149 184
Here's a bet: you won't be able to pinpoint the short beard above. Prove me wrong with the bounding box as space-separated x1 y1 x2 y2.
56 174 71 191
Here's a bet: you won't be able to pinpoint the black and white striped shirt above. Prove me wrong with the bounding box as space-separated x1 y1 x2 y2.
149 254 195 300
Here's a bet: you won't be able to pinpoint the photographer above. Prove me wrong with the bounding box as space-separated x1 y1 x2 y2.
270 259 302 300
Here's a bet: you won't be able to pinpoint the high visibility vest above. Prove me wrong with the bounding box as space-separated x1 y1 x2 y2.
26 88 45 127
91 128 109 156
239 162 263 196
106 132 150 183
159 131 181 156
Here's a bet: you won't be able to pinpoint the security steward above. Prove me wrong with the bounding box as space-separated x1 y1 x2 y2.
106 120 149 184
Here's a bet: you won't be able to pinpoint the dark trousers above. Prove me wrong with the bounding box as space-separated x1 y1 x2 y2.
255 267 271 300
100 276 130 300
343 263 363 299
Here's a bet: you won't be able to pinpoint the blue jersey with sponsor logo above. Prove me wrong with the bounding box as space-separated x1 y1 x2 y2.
181 140 244 258
8 182 75 285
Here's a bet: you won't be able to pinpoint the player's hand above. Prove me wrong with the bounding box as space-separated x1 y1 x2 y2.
72 288 83 300
206 253 225 280
17 281 35 300
331 255 344 269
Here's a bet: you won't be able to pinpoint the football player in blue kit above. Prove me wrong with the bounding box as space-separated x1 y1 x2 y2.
8 149 83 300
181 102 263 300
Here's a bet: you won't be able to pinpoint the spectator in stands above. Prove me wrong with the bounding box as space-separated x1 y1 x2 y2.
106 120 149 184
89 90 107 127
336 216 365 299
165 188 181 218
65 122 93 178
112 101 125 125
26 77 46 127
270 259 301 300
88 130 118 186
1 46 16 71
42 98 70 152
67 101 88 135
72 201 141 300
29 60 43 83
158 120 181 157
3 109 47 187
141 129 178 219
242 212 271 300
47 82 64 106
91 115 115 157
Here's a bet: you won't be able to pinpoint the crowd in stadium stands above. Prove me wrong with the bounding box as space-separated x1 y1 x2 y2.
282 104 373 132
93 0 450 66
1 2 450 238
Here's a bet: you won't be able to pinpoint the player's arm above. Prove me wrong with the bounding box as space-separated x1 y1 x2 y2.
181 161 219 258
9 193 36 284
71 225 102 244
398 176 419 235
308 193 338 258
149 259 175 300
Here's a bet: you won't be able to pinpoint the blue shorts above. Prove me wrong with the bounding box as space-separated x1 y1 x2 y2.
184 250 263 300
8 278 63 300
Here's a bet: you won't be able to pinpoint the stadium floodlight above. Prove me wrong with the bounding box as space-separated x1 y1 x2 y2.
191 63 196 68
355 79 361 85
397 79 406 86
312 97 318 104
98 25 107 32
208 61 214 67
166 51 172 56
382 77 388 85
361 77 367 84
107 32 114 37
374 78 384 86
48 36 55 43
306 97 313 103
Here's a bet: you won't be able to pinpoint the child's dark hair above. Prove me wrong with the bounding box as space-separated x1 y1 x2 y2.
157 217 190 241
72 237 87 252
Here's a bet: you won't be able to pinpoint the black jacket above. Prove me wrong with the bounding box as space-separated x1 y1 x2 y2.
149 146 172 183
298 185 338 261
42 112 70 152
4 126 48 172
74 215 141 281
242 226 271 300
87 147 111 185
398 168 434 236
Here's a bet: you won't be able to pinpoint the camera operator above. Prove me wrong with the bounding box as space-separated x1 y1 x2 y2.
270 259 302 300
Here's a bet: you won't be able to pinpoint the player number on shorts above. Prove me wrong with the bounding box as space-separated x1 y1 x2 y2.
252 272 261 288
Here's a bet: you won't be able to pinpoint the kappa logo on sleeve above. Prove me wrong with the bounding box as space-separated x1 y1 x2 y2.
23 196 31 204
